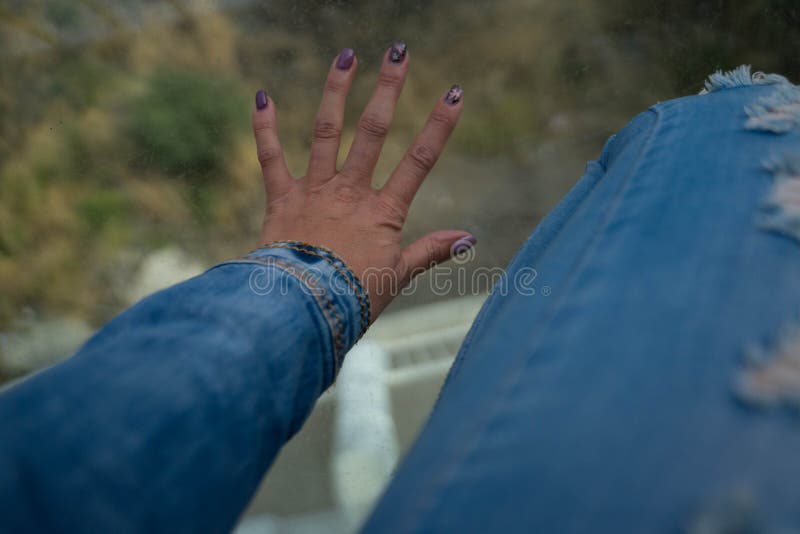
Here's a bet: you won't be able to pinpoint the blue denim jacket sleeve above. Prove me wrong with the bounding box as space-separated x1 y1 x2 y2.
0 242 369 533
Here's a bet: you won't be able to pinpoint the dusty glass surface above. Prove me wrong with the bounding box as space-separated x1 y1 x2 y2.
1 0 799 529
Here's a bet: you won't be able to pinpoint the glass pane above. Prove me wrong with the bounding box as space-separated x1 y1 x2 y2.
1 1 798 531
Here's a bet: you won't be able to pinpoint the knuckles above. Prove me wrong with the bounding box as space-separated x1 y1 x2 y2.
257 146 283 168
357 113 391 140
312 119 342 141
424 239 440 268
429 109 457 130
375 194 406 230
407 144 438 174
252 118 275 133
332 183 362 204
376 71 405 92
324 78 346 95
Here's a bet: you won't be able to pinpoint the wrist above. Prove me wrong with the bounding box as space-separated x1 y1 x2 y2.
251 240 371 342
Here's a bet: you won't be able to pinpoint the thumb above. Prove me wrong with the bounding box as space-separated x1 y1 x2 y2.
398 230 476 285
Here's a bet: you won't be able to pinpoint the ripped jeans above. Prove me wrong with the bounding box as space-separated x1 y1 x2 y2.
363 66 800 533
1 67 799 534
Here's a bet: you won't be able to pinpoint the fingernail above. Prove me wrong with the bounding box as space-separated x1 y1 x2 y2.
337 48 355 70
389 41 407 63
444 84 463 106
255 89 268 110
452 234 477 255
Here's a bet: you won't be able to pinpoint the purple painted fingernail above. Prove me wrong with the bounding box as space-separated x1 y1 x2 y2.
255 89 268 110
336 48 355 70
444 84 462 106
389 41 407 63
452 234 477 255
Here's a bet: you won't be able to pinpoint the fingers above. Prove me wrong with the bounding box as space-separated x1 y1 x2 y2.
252 89 292 199
381 84 463 209
306 48 358 182
398 230 476 286
341 42 409 183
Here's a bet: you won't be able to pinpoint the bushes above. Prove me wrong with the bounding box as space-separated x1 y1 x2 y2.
0 67 249 332
127 70 246 180
1 0 799 341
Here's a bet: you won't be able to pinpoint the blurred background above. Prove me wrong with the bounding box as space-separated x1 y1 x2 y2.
2 0 800 381
1 0 799 531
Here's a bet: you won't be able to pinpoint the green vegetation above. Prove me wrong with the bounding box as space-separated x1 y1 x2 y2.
128 70 246 178
0 0 798 377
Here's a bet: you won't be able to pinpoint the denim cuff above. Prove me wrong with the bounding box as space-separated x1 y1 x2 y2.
225 241 369 374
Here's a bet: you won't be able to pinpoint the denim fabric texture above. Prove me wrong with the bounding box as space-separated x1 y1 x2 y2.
0 242 366 533
3 69 800 533
363 77 800 533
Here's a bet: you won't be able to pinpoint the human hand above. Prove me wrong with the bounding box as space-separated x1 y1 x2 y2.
252 42 474 320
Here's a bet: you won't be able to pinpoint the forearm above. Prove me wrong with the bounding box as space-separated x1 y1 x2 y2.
0 244 367 533
0 40 467 533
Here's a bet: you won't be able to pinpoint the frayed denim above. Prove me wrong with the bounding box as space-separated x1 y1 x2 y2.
364 68 800 533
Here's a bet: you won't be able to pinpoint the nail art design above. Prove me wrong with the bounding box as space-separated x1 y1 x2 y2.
255 89 268 110
452 234 477 255
389 41 407 63
337 48 355 70
444 84 463 105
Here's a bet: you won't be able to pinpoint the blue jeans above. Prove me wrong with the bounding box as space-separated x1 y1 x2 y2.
1 66 799 532
364 67 800 533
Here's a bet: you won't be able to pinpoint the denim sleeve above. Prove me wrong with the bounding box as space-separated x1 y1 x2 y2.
0 241 369 533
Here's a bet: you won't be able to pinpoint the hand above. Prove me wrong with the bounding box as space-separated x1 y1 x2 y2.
252 43 474 320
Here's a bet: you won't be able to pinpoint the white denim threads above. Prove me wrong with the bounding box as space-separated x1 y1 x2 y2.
698 64 790 95
735 320 800 414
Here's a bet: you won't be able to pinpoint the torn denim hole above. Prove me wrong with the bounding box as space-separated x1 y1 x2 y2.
745 84 800 134
756 154 800 244
685 486 759 534
734 320 800 415
699 65 790 95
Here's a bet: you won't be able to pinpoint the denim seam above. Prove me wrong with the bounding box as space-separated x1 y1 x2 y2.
441 137 618 392
407 105 664 529
257 257 347 370
213 258 343 378
260 241 371 332
260 241 371 336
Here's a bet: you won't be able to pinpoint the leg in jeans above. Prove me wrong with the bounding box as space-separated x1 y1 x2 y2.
363 66 800 533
